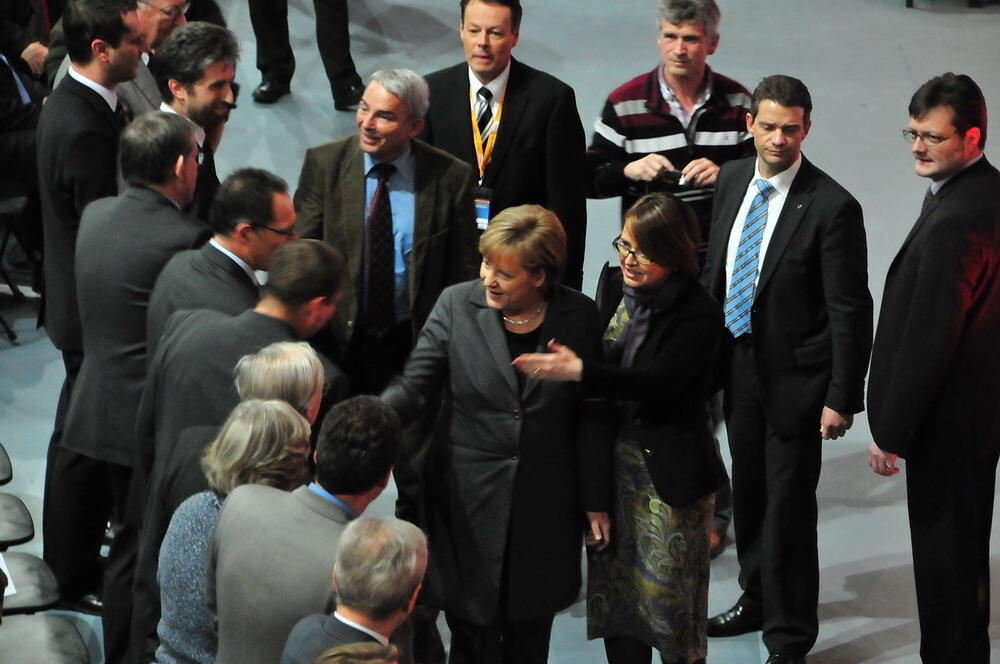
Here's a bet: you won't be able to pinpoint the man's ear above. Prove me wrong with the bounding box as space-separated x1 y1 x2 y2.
167 78 187 104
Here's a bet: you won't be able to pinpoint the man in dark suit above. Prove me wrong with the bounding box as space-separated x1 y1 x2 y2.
702 75 873 664
149 21 238 220
246 0 361 108
48 111 204 661
136 239 344 522
209 397 401 664
295 67 478 395
281 516 427 664
147 168 297 356
867 73 1000 664
420 0 587 289
36 0 144 610
115 0 187 117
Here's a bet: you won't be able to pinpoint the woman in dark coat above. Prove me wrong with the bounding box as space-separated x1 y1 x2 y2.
514 193 727 664
381 205 610 664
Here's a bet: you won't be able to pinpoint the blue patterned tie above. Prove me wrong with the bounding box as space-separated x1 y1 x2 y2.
724 179 775 337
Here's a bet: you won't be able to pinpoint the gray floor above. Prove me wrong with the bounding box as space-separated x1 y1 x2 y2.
3 0 1000 661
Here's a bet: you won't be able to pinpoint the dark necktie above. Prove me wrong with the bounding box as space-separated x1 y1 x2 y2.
195 142 218 220
114 99 130 129
921 187 934 214
365 163 396 336
476 86 493 138
724 179 775 337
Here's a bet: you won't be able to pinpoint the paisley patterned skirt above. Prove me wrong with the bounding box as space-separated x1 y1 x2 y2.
587 434 713 662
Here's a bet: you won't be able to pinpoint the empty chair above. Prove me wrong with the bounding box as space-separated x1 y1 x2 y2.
0 443 10 486
0 568 88 664
0 552 60 615
0 493 33 549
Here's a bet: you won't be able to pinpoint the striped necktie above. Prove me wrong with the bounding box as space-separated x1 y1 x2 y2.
724 179 775 337
476 86 493 138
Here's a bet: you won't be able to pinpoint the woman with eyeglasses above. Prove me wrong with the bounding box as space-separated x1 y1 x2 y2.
382 205 610 664
513 193 727 664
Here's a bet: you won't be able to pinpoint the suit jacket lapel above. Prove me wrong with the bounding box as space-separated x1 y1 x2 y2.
520 288 577 403
755 159 817 298
485 59 527 185
708 159 754 297
341 140 367 300
471 286 520 398
409 141 434 313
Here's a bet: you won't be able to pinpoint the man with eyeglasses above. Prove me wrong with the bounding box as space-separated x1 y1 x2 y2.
149 20 239 220
867 73 1000 664
53 111 207 664
702 75 872 664
147 168 298 358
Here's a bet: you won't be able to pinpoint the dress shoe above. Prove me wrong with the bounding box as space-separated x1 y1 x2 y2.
706 601 762 637
709 525 728 559
252 79 290 104
765 655 806 664
334 83 363 111
60 592 103 615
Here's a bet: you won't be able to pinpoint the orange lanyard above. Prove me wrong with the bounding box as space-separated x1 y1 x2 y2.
470 89 504 182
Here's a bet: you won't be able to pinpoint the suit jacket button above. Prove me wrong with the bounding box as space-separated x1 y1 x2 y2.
511 454 519 460
347 320 354 329
643 448 652 455
513 408 521 420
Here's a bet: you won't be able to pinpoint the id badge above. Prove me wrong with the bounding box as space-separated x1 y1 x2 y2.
474 186 493 232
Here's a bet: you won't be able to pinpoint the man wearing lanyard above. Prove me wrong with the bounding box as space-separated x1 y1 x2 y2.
149 21 239 220
208 396 401 664
421 0 588 289
295 68 478 396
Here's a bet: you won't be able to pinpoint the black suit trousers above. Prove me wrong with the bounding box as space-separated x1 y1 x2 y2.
906 448 998 663
724 339 822 656
247 0 360 98
445 612 554 664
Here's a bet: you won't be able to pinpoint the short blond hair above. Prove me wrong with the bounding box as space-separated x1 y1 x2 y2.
478 205 566 291
201 400 311 496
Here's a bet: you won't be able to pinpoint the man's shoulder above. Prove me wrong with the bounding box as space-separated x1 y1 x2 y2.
305 135 357 161
413 138 474 180
424 62 467 89
509 59 573 95
38 76 107 131
606 67 658 104
708 70 752 103
222 483 290 514
796 158 861 208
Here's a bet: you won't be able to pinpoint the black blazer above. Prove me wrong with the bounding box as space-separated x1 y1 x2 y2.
585 265 727 507
60 186 207 467
36 74 124 351
421 59 588 288
146 242 260 360
280 614 379 664
703 156 873 436
868 157 1000 461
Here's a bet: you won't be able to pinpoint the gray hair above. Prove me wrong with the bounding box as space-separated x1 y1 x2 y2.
201 399 311 495
369 69 430 122
234 342 324 415
658 0 720 39
334 517 428 621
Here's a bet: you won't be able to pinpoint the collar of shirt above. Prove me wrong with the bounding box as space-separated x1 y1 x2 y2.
363 145 416 186
308 482 359 519
658 66 712 126
68 65 118 112
754 153 803 197
467 60 511 112
159 102 207 147
209 237 259 286
929 152 983 195
333 612 390 646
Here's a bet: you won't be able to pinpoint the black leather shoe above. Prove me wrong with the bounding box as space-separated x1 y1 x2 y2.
765 655 806 664
706 601 763 637
252 79 290 104
60 592 103 615
334 83 363 111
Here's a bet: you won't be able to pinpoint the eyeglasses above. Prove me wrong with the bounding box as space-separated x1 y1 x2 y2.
139 0 189 20
612 236 654 266
253 223 297 237
901 129 957 146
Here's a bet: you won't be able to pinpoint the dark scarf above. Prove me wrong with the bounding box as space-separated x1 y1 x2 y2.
616 275 685 368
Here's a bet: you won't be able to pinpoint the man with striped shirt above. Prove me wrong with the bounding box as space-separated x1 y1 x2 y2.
587 0 751 262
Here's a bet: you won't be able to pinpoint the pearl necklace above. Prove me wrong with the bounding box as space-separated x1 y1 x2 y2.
502 301 546 326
